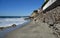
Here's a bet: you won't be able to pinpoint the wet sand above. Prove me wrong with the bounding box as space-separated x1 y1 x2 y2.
4 21 57 38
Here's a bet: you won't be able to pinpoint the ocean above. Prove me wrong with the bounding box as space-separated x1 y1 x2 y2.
0 18 30 38
0 18 28 27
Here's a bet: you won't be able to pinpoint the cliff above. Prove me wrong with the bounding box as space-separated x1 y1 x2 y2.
30 0 60 38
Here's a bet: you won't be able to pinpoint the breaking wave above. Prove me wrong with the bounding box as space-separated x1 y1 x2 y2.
0 18 27 27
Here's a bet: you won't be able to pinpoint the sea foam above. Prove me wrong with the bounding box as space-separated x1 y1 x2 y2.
0 18 27 27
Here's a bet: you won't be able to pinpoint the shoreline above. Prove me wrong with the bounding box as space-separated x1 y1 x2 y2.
0 20 30 31
0 21 31 38
4 21 57 38
0 24 16 31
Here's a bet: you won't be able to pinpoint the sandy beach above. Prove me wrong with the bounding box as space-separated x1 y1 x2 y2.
4 21 57 38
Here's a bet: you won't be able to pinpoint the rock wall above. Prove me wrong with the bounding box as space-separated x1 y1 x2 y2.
44 6 60 38
33 6 60 38
45 6 60 24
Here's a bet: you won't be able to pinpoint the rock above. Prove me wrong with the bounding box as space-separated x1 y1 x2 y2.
12 24 16 27
0 27 4 30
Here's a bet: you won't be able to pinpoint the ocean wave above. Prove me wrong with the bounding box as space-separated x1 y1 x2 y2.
0 18 27 27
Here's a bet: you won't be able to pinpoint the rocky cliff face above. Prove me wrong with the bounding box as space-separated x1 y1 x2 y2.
44 6 60 38
32 6 60 38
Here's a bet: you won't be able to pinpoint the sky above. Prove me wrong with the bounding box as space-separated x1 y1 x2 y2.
0 0 44 16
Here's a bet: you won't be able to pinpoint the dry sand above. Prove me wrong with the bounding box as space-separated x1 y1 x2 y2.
5 21 57 38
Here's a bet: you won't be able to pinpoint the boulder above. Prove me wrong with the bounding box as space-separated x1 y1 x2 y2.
12 24 16 27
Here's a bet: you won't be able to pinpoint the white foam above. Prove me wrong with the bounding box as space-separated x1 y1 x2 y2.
0 18 27 27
